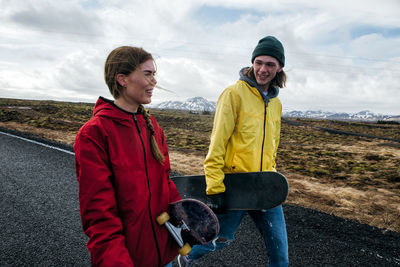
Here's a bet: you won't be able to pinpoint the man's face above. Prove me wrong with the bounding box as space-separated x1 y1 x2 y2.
252 55 283 88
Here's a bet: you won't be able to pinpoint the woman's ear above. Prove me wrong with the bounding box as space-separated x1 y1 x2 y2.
116 73 126 87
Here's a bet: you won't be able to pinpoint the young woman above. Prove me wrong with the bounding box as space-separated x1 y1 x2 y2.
74 46 181 267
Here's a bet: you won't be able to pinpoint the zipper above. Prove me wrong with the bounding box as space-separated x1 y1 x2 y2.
133 114 162 267
260 102 267 171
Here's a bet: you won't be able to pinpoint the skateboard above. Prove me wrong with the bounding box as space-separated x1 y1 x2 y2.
172 171 289 210
156 198 219 256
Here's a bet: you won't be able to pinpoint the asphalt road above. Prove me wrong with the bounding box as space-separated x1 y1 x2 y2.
0 131 90 266
1 130 399 266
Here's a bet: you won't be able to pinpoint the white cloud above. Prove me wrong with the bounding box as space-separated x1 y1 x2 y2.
3 0 103 36
0 0 399 115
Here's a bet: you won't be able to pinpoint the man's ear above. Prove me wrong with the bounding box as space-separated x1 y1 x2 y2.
116 73 126 87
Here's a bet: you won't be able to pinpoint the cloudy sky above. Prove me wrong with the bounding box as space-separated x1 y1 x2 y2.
1 0 399 115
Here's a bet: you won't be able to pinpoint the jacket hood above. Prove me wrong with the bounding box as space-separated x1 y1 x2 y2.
239 67 279 105
93 97 134 126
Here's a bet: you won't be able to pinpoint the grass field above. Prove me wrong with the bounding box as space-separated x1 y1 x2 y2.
1 97 399 233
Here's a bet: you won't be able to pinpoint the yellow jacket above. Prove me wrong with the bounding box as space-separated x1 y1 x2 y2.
204 80 282 195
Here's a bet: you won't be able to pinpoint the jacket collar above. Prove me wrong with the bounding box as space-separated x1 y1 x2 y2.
239 67 279 105
93 97 137 126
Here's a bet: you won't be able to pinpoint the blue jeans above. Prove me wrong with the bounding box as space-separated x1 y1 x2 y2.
188 206 289 266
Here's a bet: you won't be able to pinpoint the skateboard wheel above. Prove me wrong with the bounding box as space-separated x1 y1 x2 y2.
156 212 170 225
178 243 192 256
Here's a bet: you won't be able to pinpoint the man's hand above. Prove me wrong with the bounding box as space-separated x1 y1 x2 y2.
207 193 227 214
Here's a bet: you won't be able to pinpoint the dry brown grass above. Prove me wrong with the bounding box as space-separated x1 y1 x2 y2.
169 150 205 175
286 173 400 232
0 121 77 145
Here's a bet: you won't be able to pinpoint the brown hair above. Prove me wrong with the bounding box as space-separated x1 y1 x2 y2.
105 46 164 164
137 105 165 164
244 67 287 88
104 46 153 99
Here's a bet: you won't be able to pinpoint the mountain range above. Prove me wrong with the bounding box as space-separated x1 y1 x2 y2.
150 97 400 122
152 97 216 112
283 110 399 122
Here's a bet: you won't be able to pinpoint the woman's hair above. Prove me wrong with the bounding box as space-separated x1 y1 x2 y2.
244 67 287 88
104 46 153 99
137 105 165 164
105 46 164 164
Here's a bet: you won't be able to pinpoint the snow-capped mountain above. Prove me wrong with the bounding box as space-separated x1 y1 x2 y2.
151 97 399 122
152 97 216 112
282 110 398 122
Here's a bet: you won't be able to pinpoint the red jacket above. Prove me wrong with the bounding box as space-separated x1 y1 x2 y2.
74 97 181 267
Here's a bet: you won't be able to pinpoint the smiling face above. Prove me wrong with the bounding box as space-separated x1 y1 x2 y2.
115 59 157 113
252 55 283 91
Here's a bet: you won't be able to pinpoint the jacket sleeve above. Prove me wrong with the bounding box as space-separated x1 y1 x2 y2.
270 100 282 171
74 125 134 267
204 88 238 195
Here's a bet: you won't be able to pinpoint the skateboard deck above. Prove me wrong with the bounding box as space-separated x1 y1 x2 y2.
157 198 219 255
172 171 289 210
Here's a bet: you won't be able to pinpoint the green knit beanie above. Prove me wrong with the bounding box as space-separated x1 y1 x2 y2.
251 36 285 67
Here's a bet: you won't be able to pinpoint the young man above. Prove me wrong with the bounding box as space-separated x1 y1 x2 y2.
179 36 289 266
